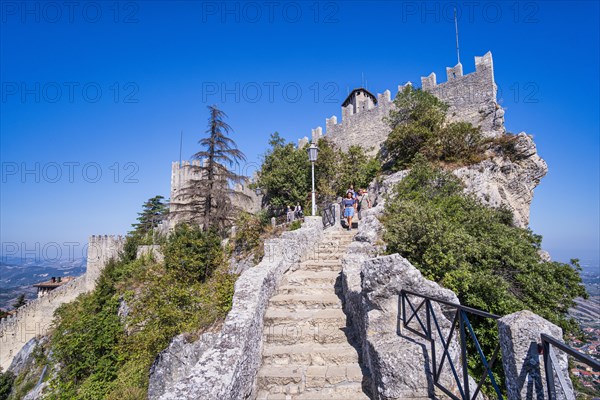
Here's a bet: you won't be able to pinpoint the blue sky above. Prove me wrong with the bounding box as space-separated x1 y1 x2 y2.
1 1 598 266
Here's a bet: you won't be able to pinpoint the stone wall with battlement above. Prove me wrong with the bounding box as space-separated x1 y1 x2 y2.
0 234 124 371
422 51 504 136
308 51 504 156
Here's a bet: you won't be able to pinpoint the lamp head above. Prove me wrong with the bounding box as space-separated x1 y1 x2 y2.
307 143 319 162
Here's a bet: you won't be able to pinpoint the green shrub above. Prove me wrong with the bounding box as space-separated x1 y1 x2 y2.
231 211 269 263
381 86 486 170
288 220 302 231
45 231 236 399
163 224 224 283
0 370 15 400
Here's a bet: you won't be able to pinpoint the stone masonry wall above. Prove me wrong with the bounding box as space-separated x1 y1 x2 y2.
308 51 503 157
0 234 124 371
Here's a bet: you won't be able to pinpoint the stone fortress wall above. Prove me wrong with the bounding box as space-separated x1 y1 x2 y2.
0 235 125 371
301 51 504 156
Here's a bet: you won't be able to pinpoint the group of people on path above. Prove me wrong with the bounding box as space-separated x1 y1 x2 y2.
286 203 303 222
342 185 371 231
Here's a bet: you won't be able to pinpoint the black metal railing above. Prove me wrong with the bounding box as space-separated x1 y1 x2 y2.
541 333 600 400
322 203 336 228
399 290 504 400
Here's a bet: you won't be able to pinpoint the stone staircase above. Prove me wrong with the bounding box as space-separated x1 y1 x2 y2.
256 230 371 400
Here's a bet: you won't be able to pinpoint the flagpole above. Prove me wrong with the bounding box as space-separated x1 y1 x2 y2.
454 8 461 65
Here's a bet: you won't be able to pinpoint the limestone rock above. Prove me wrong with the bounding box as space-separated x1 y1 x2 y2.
8 337 38 376
342 250 468 399
371 133 546 228
136 245 164 263
454 132 547 227
148 332 219 399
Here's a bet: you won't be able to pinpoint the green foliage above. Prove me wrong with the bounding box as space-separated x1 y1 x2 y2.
381 86 485 170
383 159 586 329
130 195 168 239
45 229 237 399
257 132 311 208
0 369 15 400
11 294 26 309
163 224 224 283
230 211 270 264
256 133 380 209
288 220 302 231
336 145 381 196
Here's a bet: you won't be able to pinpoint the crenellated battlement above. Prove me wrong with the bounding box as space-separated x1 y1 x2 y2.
305 51 503 155
421 51 494 90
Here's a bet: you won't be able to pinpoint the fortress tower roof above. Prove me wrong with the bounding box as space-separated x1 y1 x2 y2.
342 88 378 108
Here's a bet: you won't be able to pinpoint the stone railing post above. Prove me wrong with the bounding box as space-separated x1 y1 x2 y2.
333 203 341 229
498 310 574 400
271 217 276 227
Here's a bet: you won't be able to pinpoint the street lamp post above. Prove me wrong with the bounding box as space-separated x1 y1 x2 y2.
307 143 319 216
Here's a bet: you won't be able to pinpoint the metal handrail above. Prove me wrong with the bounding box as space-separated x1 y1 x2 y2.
399 290 504 400
541 333 600 400
322 203 336 228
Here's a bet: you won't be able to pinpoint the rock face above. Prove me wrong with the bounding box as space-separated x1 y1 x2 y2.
148 332 220 399
454 132 548 228
368 132 547 228
149 217 325 400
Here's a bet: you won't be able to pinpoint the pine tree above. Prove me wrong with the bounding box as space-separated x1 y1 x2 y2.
12 294 26 309
172 105 248 234
132 195 169 236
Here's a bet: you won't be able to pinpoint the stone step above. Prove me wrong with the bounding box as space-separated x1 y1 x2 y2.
256 366 304 389
301 256 343 264
263 321 348 345
256 364 364 392
298 262 341 272
264 308 346 324
256 383 369 400
276 285 339 296
262 343 359 366
280 270 339 287
269 294 341 309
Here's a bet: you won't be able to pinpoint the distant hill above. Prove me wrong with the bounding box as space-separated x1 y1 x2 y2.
0 257 86 310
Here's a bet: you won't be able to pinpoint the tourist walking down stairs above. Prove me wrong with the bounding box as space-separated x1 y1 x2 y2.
342 191 357 231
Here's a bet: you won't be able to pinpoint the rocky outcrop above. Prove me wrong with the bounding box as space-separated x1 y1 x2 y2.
454 132 547 228
149 217 325 400
148 332 220 399
368 133 546 228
